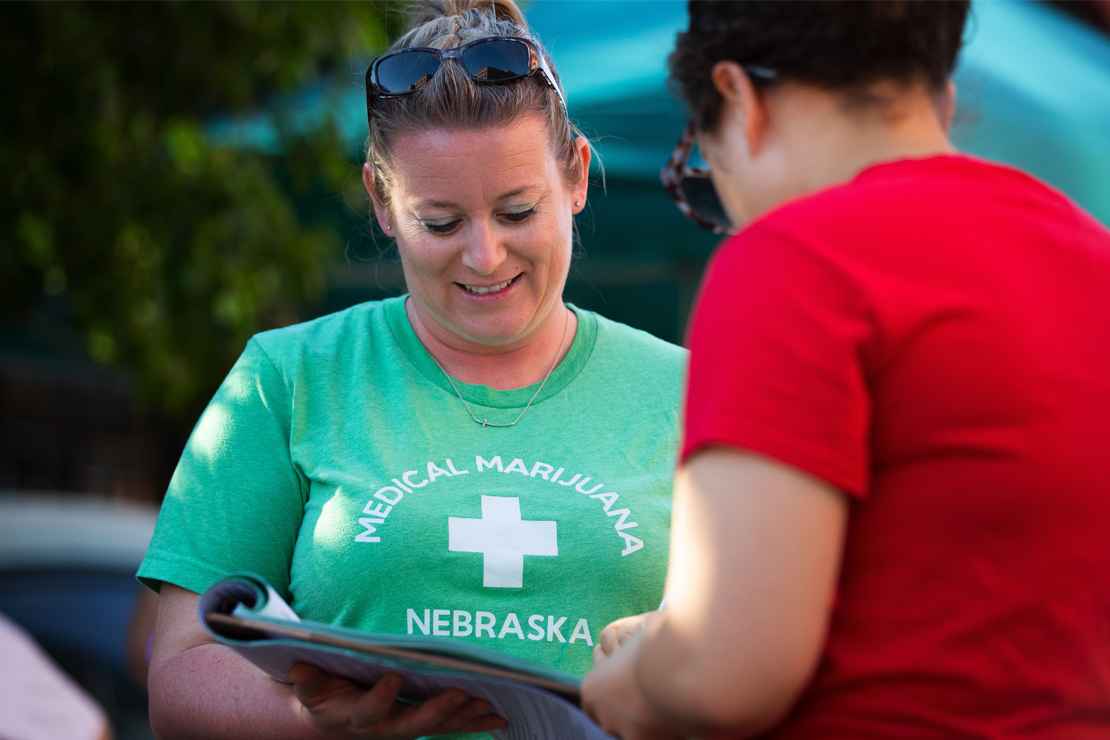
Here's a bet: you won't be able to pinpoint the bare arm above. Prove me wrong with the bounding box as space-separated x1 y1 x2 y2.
148 585 504 740
147 584 330 739
584 449 848 738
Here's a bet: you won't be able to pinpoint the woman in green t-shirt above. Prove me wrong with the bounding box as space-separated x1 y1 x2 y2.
139 1 685 738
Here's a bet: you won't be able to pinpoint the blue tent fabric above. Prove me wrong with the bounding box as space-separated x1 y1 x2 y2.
529 0 1110 223
208 0 1110 339
211 0 1110 224
952 1 1110 224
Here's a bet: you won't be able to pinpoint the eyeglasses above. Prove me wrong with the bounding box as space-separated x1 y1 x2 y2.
660 65 777 235
660 121 733 234
365 36 566 128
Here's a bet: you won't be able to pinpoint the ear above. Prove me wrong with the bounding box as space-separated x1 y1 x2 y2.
362 162 392 234
570 136 592 214
710 61 769 156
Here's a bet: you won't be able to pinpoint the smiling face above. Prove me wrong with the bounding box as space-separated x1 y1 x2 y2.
366 113 589 354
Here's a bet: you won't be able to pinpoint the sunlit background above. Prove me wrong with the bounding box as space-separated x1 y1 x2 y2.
2 1 1108 737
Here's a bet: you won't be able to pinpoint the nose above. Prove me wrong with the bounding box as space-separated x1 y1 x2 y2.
460 219 507 276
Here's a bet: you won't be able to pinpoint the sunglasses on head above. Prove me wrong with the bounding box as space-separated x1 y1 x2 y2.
660 64 777 235
365 36 566 128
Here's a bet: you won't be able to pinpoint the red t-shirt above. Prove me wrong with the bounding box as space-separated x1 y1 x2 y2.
683 155 1110 738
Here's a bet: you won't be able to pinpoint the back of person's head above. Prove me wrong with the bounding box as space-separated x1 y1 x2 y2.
670 0 971 131
366 0 583 206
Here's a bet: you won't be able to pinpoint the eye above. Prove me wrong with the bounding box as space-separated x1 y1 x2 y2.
502 207 536 224
423 219 461 235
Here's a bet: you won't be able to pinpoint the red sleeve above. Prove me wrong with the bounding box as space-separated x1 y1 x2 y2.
681 222 873 498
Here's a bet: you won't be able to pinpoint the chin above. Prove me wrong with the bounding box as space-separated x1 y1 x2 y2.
455 315 532 347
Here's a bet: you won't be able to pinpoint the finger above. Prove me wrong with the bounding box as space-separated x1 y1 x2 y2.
450 713 511 734
287 663 326 695
435 700 510 735
290 665 359 711
287 662 317 683
348 673 406 731
437 698 508 733
581 675 601 722
448 697 495 723
371 687 471 737
599 624 621 656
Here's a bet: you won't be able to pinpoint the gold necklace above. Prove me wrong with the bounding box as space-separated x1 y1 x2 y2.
428 309 570 429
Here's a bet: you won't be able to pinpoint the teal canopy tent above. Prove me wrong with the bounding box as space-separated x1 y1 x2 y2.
210 0 1110 342
528 0 1110 224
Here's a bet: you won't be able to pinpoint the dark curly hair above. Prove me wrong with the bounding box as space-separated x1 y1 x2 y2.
670 0 971 131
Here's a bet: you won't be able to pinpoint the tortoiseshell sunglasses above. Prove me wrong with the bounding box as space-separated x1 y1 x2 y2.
660 65 777 234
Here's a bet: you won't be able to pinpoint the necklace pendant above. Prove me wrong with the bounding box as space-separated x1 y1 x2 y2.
430 305 570 431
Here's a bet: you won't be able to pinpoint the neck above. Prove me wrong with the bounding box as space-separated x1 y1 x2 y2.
760 83 955 216
405 298 576 390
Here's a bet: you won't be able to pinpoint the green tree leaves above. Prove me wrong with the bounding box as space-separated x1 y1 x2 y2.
3 1 398 413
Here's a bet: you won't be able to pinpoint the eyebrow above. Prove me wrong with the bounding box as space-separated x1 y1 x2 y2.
414 186 541 211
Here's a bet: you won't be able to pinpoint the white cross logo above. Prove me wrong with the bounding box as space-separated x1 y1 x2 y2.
448 496 558 588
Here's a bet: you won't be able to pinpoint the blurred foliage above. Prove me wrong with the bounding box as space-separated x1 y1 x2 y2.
2 1 400 414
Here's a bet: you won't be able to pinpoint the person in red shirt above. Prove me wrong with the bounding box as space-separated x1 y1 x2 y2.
583 1 1110 738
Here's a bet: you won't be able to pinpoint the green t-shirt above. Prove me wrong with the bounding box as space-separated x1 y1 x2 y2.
139 295 685 681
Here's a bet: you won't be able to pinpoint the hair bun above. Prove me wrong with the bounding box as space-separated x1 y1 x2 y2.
405 0 527 31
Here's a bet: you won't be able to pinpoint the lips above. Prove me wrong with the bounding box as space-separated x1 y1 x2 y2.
457 273 523 296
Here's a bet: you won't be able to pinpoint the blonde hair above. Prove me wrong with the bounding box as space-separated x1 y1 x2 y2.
365 0 586 207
